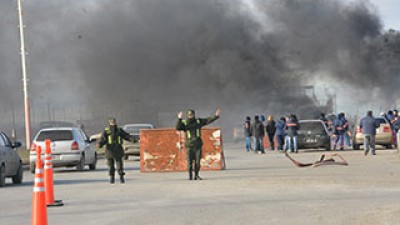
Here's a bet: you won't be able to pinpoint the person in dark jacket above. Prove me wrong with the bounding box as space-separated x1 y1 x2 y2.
341 113 351 147
359 111 380 155
244 116 253 152
333 113 346 150
98 117 135 184
176 109 220 180
386 110 395 127
285 114 300 153
393 112 400 148
275 117 286 151
265 115 276 150
252 115 265 154
320 113 329 127
259 115 266 153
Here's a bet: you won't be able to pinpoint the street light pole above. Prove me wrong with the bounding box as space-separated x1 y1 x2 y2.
17 0 31 148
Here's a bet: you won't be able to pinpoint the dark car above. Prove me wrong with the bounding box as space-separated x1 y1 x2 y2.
297 120 331 151
0 131 23 187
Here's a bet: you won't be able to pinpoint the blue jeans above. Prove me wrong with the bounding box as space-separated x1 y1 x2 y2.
245 137 252 151
344 132 351 147
364 134 376 154
260 138 265 153
285 136 298 152
276 135 285 150
254 137 265 153
334 134 344 149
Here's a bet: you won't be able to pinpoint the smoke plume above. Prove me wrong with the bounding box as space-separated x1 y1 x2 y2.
0 0 399 139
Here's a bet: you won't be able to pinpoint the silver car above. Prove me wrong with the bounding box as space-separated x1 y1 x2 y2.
122 124 154 158
0 132 23 187
353 117 393 150
30 127 97 173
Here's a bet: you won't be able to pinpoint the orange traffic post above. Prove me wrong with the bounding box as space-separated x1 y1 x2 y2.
44 139 63 207
32 146 48 225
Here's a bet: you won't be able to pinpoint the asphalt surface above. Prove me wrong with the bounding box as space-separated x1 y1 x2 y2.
2 143 400 225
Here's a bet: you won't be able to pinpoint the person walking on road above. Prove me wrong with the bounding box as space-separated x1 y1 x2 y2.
176 109 221 180
265 115 276 150
252 115 265 154
244 116 253 152
360 111 380 155
275 117 286 151
97 117 135 184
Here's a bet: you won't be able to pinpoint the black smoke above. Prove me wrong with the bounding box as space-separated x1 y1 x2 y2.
0 0 399 140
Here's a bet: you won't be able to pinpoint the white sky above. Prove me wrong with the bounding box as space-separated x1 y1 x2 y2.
365 0 400 30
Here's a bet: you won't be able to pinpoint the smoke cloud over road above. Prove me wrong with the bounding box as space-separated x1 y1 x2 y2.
0 0 399 137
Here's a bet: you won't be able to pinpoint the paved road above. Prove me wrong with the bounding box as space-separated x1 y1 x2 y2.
2 143 400 225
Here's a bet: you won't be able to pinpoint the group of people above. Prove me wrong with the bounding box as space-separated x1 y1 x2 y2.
243 109 398 155
244 114 300 154
319 112 351 150
381 110 400 147
96 108 400 184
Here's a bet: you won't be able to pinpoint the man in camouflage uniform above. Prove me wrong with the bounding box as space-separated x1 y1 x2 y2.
176 109 221 180
98 117 135 184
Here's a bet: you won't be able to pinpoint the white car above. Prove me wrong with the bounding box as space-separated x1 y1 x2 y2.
30 127 97 174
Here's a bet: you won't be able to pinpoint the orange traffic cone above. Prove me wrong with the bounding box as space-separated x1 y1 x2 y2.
32 146 48 225
44 139 63 207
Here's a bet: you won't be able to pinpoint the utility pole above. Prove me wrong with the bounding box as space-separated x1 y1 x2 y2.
17 0 31 148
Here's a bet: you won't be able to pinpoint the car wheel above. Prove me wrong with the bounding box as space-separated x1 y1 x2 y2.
12 162 23 184
76 154 85 171
30 164 35 174
0 164 5 187
353 144 360 150
89 153 97 171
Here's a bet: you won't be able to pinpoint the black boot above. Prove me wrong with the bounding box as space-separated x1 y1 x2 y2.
110 175 115 184
120 175 125 184
189 171 193 180
194 171 202 180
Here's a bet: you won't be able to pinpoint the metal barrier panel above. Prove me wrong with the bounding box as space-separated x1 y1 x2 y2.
140 127 225 172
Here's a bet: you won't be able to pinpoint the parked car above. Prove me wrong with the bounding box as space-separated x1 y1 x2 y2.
30 127 97 174
297 120 331 151
0 131 23 187
122 124 154 158
352 117 393 150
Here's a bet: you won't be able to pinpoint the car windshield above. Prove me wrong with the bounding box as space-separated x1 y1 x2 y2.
299 122 325 134
36 130 74 141
125 125 152 134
